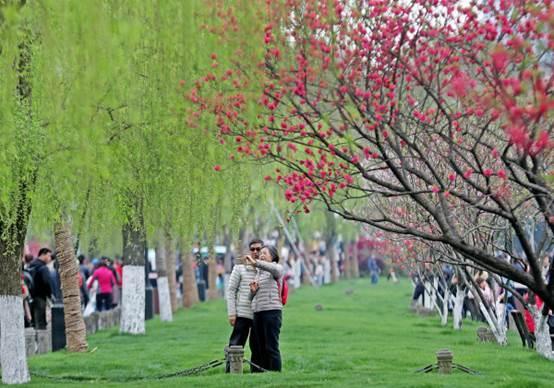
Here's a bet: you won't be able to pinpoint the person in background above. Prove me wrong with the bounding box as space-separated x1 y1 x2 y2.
28 248 54 329
367 256 380 284
78 254 91 282
87 259 116 312
23 254 34 269
50 253 63 303
246 245 284 372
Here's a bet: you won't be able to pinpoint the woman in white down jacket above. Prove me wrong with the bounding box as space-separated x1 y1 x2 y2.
246 245 284 372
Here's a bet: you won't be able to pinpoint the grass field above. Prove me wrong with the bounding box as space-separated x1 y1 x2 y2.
24 279 553 387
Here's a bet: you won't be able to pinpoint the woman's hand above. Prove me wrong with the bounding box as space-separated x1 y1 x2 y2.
244 255 256 266
249 281 259 294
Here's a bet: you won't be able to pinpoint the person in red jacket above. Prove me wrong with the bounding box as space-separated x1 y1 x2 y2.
524 292 543 335
87 261 117 312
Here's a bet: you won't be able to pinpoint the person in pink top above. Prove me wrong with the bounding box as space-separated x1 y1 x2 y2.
87 261 117 311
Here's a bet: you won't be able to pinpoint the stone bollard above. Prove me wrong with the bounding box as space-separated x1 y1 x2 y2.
436 349 453 374
477 327 495 343
24 328 36 357
36 328 52 354
228 345 244 374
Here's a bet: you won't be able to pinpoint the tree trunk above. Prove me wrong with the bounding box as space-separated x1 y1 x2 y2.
343 250 351 279
155 244 172 322
441 286 450 326
463 271 507 345
207 253 219 300
532 309 554 361
54 221 87 352
120 218 146 334
325 212 339 283
453 285 465 330
0 239 30 384
164 231 178 313
182 249 199 308
351 241 360 278
223 227 233 274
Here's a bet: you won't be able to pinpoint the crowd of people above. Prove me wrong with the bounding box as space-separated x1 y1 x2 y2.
21 249 123 329
410 252 554 346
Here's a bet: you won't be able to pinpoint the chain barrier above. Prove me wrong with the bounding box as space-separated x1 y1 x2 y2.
31 358 225 382
243 359 270 373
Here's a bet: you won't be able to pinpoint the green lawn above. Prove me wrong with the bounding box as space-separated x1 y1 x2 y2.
23 279 553 387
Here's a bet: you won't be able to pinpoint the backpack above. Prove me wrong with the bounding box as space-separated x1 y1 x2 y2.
23 268 35 297
277 274 290 305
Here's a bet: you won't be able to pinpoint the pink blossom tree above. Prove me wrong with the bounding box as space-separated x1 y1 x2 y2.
189 0 554 310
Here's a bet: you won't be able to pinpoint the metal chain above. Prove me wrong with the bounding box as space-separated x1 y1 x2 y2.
243 359 270 373
31 359 225 382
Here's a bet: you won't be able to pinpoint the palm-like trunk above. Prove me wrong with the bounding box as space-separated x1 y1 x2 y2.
54 221 87 352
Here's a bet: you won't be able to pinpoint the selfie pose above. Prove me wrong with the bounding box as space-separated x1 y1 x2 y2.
246 246 284 372
225 239 263 372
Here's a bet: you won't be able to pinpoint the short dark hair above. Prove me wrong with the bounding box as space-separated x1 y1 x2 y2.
24 254 34 264
38 248 52 257
77 254 86 264
249 239 264 248
264 245 280 263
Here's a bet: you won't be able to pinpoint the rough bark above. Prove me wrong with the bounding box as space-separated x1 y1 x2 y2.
183 251 199 308
54 221 87 352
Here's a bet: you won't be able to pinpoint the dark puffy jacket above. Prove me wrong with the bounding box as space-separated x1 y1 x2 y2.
28 259 53 299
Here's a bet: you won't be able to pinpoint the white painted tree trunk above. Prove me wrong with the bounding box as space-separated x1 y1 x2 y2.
441 287 450 326
478 301 507 345
453 286 465 330
0 295 30 384
423 281 432 309
120 265 145 334
532 309 554 361
157 276 173 322
431 277 438 308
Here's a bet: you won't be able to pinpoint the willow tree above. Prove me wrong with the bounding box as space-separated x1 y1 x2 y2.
0 1 37 383
27 0 121 353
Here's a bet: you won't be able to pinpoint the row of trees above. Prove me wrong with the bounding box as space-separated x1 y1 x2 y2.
190 0 553 358
0 0 286 384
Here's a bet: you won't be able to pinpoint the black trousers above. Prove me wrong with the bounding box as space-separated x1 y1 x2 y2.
32 296 48 330
251 310 282 372
227 317 254 372
97 293 113 312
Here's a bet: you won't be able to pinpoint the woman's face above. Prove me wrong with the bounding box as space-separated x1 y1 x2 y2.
260 247 273 263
